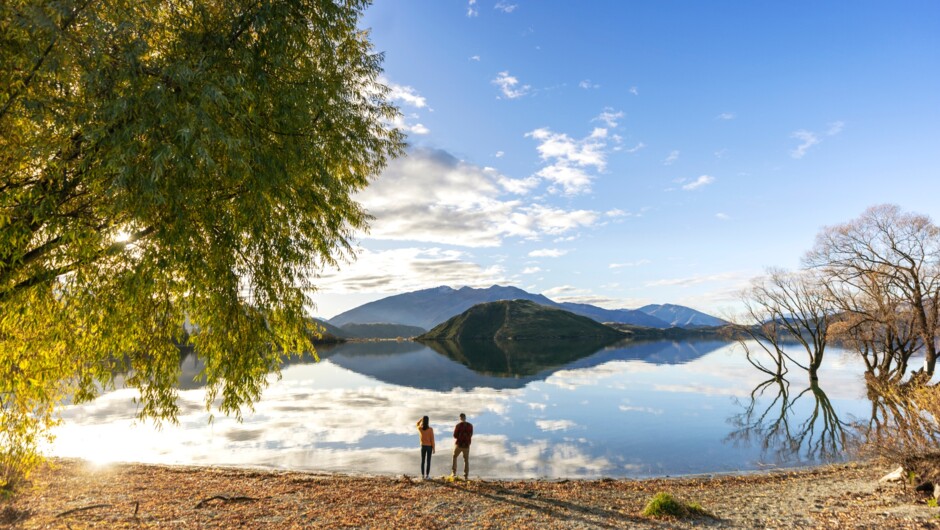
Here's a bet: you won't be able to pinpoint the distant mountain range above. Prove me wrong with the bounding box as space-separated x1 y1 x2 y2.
637 304 727 328
327 285 714 331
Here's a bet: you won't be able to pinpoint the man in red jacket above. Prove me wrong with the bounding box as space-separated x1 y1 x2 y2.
451 413 473 480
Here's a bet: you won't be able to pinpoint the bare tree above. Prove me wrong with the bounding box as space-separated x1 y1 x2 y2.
736 269 832 382
805 205 940 377
825 270 918 382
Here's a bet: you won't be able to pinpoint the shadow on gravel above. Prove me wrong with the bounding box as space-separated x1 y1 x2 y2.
434 480 655 528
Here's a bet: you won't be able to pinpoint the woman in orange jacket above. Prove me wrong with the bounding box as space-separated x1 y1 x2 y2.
417 416 435 479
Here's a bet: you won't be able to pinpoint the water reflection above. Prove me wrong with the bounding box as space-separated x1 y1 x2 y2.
51 340 875 478
726 377 852 466
862 377 940 454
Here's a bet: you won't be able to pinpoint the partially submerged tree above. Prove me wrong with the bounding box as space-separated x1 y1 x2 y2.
1 0 404 490
824 270 918 383
805 205 940 377
735 269 832 382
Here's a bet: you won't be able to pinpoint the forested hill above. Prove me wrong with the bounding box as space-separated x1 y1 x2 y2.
417 299 627 342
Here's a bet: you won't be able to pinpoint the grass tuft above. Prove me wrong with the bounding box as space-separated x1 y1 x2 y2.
641 492 714 519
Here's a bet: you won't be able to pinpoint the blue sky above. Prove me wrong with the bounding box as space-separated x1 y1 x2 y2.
312 0 940 319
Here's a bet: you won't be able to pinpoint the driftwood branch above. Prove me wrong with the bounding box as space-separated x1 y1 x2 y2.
55 503 112 517
194 495 257 509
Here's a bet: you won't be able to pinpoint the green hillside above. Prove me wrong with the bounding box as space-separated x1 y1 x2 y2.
417 299 627 341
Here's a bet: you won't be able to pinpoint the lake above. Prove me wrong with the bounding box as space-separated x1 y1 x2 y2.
49 339 879 479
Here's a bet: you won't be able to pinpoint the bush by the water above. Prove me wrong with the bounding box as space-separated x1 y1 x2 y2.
641 492 713 519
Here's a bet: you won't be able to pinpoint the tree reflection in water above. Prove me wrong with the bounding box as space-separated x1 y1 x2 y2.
726 377 853 466
862 377 940 459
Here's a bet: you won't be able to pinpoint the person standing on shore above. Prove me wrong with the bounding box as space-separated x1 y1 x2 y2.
451 413 473 480
417 416 435 479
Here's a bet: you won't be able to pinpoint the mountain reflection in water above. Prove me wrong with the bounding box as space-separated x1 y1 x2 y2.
55 340 876 478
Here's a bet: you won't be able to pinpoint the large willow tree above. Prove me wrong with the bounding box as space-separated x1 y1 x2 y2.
0 0 403 488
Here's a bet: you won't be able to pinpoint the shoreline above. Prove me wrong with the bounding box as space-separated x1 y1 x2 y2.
3 457 938 528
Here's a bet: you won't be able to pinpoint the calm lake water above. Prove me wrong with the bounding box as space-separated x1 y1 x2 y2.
50 339 880 478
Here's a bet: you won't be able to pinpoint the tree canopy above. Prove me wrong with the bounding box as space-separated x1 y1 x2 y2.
1 0 403 488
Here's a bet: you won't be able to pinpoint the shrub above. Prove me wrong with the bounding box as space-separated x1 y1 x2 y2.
641 492 714 519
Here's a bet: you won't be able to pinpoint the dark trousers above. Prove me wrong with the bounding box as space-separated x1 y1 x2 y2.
421 445 433 476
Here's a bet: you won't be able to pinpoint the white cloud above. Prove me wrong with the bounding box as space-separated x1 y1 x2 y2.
593 107 624 128
715 213 730 221
827 121 845 136
619 405 664 415
495 151 504 158
403 122 429 135
494 1 517 13
382 79 427 109
644 271 746 288
790 130 819 159
526 121 615 195
467 0 478 17
469 55 481 62
625 142 645 153
605 209 627 218
522 266 542 274
681 175 715 191
629 86 639 96
317 247 510 294
663 150 679 165
579 79 600 89
498 175 540 195
492 71 531 99
388 114 430 136
535 419 576 432
717 112 735 120
528 248 568 258
609 259 651 269
356 148 600 247
790 121 843 158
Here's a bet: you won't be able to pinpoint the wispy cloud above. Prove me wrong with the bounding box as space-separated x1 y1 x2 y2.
495 151 504 158
579 79 600 89
663 150 679 165
492 71 531 99
593 107 624 128
715 212 730 221
827 121 845 136
528 248 568 258
629 86 639 96
521 266 542 274
645 271 744 288
609 259 651 269
625 142 646 153
494 1 517 13
466 0 478 17
681 175 715 191
605 209 628 218
469 55 481 62
717 112 735 120
790 121 844 158
619 405 664 415
790 130 819 159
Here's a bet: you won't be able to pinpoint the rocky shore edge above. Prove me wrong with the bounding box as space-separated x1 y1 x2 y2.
2 458 938 528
